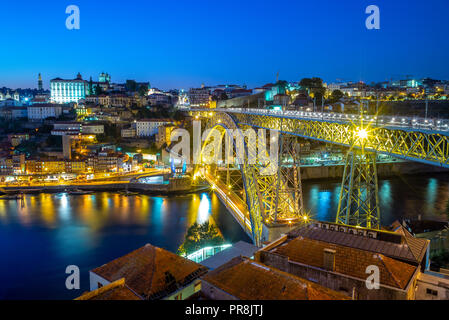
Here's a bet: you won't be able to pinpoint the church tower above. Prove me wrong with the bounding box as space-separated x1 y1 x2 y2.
38 73 43 91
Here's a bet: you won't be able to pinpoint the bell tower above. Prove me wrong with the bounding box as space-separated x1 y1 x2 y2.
38 73 43 91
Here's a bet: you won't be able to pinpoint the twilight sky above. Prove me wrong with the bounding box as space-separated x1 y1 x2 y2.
0 0 448 90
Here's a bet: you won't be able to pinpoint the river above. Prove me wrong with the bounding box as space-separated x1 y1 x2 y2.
1 173 449 299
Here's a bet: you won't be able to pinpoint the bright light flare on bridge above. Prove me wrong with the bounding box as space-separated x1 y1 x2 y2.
357 128 368 140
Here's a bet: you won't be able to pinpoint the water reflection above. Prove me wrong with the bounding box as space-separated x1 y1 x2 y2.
303 174 449 225
198 193 212 224
1 173 449 299
0 191 249 299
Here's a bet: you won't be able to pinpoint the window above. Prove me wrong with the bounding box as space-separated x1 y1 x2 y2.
426 288 438 297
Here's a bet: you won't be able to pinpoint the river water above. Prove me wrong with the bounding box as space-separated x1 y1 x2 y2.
1 173 449 299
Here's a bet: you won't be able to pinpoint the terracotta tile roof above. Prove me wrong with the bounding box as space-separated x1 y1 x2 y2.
75 278 142 300
271 237 417 290
202 257 350 300
287 222 429 265
92 244 208 299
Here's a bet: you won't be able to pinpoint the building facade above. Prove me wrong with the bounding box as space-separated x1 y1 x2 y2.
50 73 87 103
135 119 170 137
27 104 63 121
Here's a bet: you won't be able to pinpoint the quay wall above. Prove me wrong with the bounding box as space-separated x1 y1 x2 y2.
300 161 449 181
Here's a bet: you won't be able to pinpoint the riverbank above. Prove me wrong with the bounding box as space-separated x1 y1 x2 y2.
0 179 209 195
300 161 449 180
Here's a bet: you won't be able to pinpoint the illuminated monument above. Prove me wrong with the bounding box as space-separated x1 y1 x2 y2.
38 73 43 92
50 73 87 103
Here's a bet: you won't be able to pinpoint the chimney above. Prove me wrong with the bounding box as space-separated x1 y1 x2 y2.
323 249 336 271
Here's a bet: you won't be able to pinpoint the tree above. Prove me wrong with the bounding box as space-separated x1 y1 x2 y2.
94 85 104 95
299 77 326 104
138 85 148 97
89 77 93 95
330 89 344 102
177 221 225 255
275 80 289 94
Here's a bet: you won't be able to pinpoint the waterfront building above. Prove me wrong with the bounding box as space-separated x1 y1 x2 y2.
0 154 26 175
50 73 87 103
65 160 86 173
255 221 430 300
201 256 349 300
27 104 63 121
88 243 208 300
135 119 171 137
25 159 86 174
85 151 126 173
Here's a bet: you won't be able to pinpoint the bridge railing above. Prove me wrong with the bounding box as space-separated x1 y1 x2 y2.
184 106 449 135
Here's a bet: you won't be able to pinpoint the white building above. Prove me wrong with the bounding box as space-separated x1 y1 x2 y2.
135 119 171 137
27 104 63 121
0 90 20 102
50 73 87 104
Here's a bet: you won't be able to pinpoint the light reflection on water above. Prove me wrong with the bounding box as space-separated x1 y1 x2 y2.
303 174 449 224
0 191 250 300
1 173 449 299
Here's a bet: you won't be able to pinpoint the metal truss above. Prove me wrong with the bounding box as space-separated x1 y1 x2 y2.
192 111 302 246
336 150 380 229
231 113 449 168
274 134 303 222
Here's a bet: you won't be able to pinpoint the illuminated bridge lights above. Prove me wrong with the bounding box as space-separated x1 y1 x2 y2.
188 108 449 243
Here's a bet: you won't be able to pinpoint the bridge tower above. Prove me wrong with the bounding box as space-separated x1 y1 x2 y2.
335 110 381 229
335 150 380 229
274 134 303 221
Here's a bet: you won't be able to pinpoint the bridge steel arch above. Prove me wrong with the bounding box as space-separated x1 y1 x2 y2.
229 112 449 168
194 112 303 246
190 108 449 232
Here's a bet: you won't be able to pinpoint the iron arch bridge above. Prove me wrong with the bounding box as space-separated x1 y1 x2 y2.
193 112 303 247
189 108 449 246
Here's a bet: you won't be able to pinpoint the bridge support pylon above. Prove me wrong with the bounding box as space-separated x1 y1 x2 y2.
273 134 304 221
336 150 381 229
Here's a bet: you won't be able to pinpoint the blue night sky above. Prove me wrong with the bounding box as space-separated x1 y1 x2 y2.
0 0 448 90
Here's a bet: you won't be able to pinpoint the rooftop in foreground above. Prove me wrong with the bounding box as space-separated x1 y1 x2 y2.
75 278 142 300
91 243 208 299
201 256 350 300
